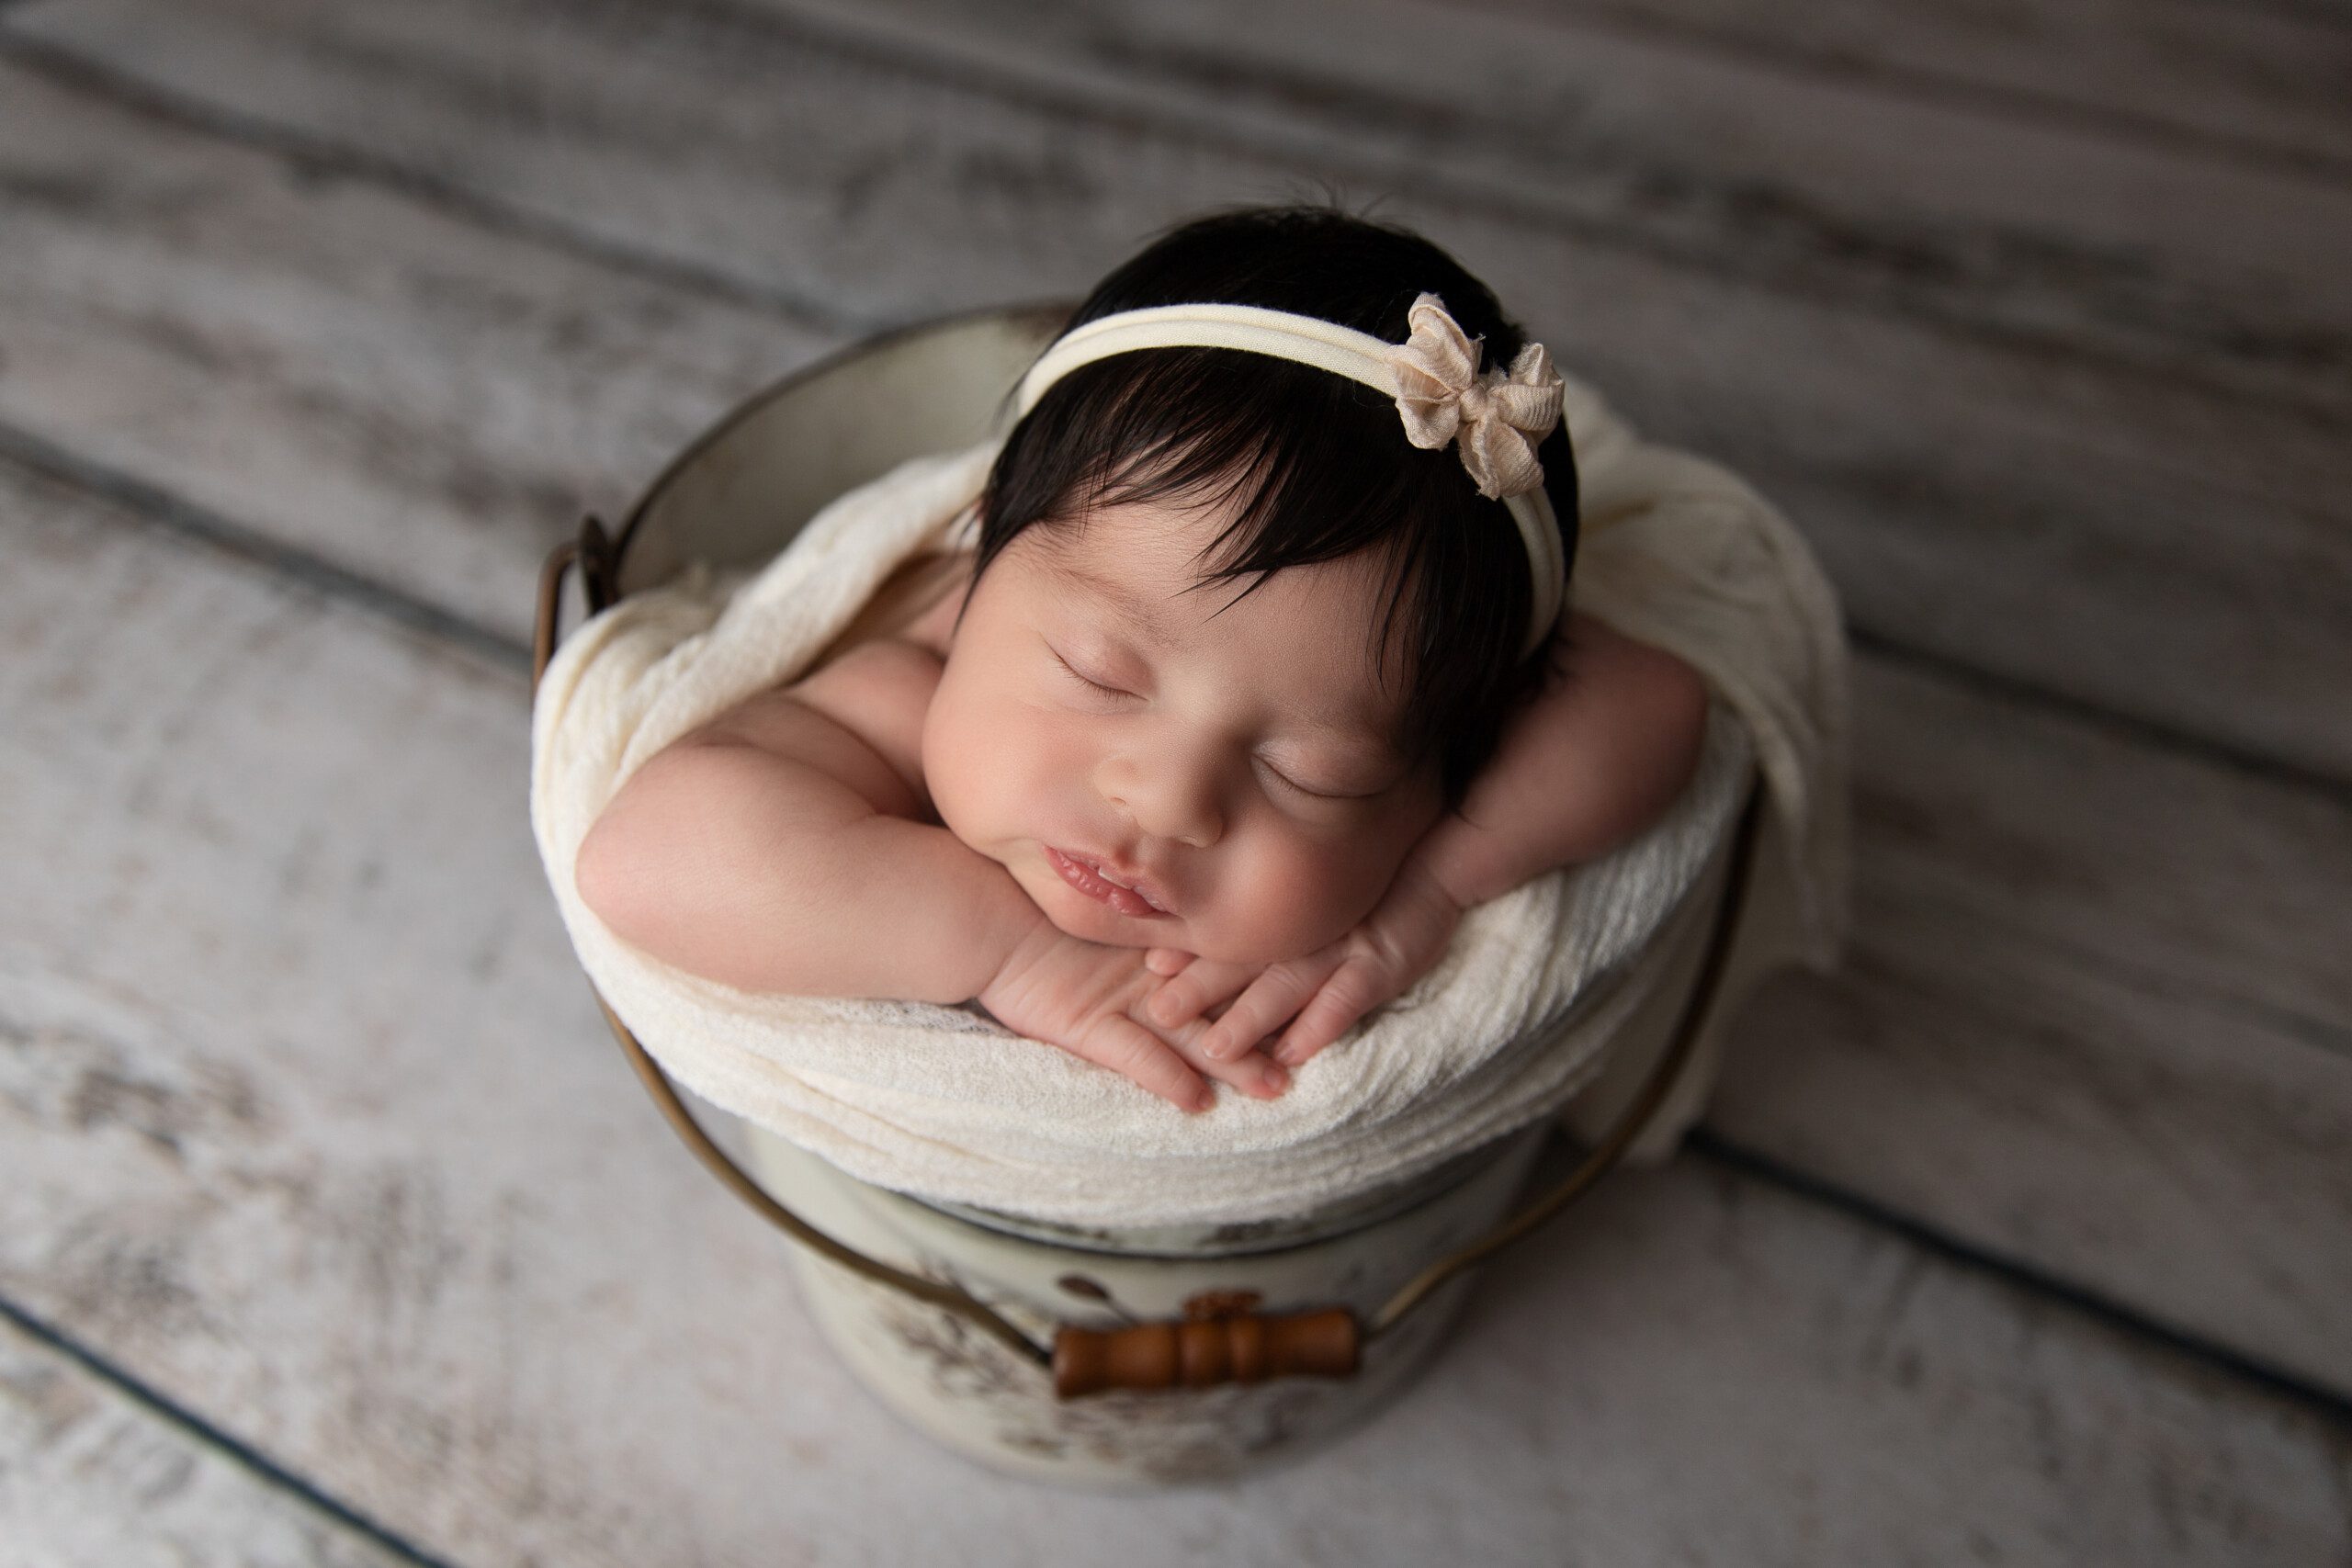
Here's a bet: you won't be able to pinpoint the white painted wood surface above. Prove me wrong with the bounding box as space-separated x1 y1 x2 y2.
1 1 2347 1399
2 0 2347 1556
0 1314 414 1568
1 473 2344 1563
1436 0 2352 175
0 57 828 641
14 0 2350 784
755 0 2352 400
1715 658 2352 1393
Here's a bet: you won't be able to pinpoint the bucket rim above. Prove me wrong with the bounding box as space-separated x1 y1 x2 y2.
887 1121 1555 1262
606 299 1075 589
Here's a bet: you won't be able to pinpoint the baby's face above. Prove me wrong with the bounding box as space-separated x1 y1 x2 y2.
922 494 1445 964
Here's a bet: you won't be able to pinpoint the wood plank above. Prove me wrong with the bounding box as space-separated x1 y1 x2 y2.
1436 0 2352 177
0 53 829 644
0 1314 419 1568
1716 658 2352 1392
11 0 2350 787
2 460 2348 1562
749 0 2352 403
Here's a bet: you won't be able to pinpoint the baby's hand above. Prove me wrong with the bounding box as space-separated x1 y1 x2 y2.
978 919 1291 1111
1145 860 1463 1069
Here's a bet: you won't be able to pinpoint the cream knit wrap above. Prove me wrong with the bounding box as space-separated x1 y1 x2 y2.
528 374 1848 1227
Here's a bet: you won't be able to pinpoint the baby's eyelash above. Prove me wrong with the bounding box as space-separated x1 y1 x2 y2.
1050 649 1127 697
1260 759 1358 801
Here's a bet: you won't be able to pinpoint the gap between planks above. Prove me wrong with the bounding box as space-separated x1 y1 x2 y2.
0 422 526 679
1430 0 2352 186
0 28 879 341
0 1291 469 1568
1688 1130 2352 1433
1845 627 2352 812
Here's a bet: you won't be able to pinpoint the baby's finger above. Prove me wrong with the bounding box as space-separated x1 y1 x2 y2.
1082 1014 1212 1112
1202 953 1344 1060
1144 948 1194 977
1200 970 1318 1061
1167 1025 1290 1100
1146 958 1258 1030
1272 965 1383 1067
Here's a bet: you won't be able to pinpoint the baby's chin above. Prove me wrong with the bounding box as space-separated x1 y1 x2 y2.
1039 906 1157 948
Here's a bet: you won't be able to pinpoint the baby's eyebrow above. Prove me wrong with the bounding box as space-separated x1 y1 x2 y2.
1047 558 1184 651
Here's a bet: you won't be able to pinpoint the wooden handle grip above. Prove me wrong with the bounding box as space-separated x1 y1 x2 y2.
1053 1308 1360 1399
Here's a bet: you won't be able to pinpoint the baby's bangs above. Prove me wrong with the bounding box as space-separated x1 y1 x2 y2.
1073 350 1441 669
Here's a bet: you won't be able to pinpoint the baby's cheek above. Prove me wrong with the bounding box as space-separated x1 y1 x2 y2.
920 690 996 841
1214 837 1385 963
929 694 1053 852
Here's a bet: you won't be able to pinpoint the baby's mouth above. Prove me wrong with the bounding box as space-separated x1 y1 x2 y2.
1044 846 1172 918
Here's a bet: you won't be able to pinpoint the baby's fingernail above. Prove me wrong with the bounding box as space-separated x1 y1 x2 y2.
1261 1065 1289 1094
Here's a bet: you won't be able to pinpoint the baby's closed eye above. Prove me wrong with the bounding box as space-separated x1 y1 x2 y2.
1048 647 1126 697
1257 757 1385 802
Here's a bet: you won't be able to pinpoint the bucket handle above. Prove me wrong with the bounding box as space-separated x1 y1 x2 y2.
534 531 1757 1398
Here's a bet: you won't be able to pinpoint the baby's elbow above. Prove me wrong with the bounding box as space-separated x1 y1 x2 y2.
1646 649 1712 802
1587 645 1711 852
574 803 661 946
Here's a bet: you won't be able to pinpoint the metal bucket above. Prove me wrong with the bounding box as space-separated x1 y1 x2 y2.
532 305 1763 1485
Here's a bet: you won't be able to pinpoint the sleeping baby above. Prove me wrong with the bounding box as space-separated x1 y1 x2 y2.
573 205 1709 1112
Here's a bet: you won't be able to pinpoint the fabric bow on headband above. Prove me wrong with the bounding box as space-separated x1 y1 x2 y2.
1389 293 1565 502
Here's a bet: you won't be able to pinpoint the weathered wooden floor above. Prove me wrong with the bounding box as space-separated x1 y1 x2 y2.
2 0 2346 1561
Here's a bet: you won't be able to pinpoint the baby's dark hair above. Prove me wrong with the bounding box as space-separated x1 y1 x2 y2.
964 203 1577 811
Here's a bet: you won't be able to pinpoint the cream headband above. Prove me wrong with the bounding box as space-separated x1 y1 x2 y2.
1012 292 1569 660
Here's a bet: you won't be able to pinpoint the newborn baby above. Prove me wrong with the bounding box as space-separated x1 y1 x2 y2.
574 206 1707 1112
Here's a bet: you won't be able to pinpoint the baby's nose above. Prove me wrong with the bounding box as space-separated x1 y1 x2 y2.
1101 747 1223 850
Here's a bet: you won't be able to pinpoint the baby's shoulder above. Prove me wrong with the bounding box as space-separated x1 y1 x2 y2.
772 549 972 821
784 634 943 821
811 549 971 663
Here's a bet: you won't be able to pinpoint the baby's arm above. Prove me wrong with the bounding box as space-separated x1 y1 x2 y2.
1410 613 1710 913
574 640 1281 1109
574 642 1035 1006
1151 614 1709 1064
